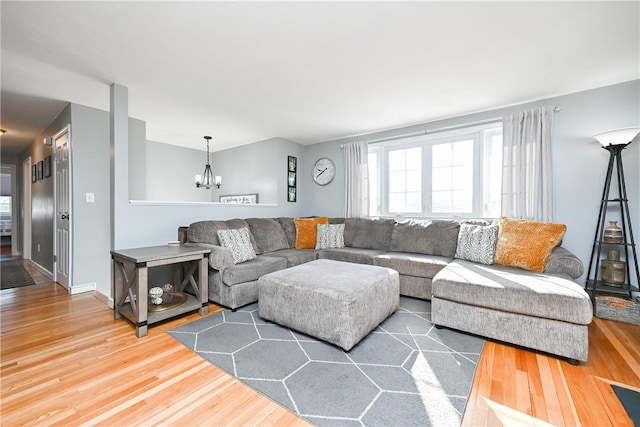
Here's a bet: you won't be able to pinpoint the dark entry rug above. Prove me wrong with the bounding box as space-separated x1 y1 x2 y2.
612 385 640 426
1 259 36 290
169 297 485 426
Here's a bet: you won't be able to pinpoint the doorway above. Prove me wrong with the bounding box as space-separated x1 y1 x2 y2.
1 165 18 257
54 126 71 290
22 158 32 260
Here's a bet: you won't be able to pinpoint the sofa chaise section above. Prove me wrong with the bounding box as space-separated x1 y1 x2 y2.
431 259 593 362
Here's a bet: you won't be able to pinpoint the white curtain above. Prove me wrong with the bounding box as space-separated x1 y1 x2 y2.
501 107 554 221
344 141 370 218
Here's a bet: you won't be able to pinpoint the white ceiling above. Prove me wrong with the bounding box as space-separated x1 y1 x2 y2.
1 1 639 156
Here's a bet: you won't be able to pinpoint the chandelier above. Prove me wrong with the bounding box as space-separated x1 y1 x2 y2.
195 135 222 189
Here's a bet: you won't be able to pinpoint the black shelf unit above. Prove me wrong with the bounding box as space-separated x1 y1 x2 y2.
585 143 640 301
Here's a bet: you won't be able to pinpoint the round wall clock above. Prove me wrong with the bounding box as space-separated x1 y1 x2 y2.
312 157 336 186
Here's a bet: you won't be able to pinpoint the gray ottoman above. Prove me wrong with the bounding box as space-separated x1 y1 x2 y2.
258 259 400 351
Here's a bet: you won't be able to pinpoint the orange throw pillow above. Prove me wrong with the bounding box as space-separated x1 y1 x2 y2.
294 217 329 249
494 217 567 273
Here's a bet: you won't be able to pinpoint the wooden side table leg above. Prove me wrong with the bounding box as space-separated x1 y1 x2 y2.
198 256 208 316
136 264 149 337
112 258 122 319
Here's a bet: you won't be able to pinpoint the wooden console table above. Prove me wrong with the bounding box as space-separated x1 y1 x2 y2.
111 245 211 337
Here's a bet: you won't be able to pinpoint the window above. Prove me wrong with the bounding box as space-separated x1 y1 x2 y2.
388 147 421 213
369 122 502 218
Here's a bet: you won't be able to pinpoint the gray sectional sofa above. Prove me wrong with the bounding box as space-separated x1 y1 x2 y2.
179 216 593 363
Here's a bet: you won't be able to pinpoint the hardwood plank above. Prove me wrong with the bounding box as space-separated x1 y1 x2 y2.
464 314 639 426
1 277 309 427
2 268 639 426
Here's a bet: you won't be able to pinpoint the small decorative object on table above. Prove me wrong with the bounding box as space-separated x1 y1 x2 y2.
601 250 625 287
162 283 174 303
603 220 624 243
148 283 187 312
149 287 164 305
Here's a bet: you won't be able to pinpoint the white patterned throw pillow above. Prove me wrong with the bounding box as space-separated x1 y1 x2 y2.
455 223 499 265
217 228 257 264
315 223 345 249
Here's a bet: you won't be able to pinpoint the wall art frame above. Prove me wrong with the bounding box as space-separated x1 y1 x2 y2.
287 155 297 203
44 155 52 178
219 193 259 204
37 160 44 180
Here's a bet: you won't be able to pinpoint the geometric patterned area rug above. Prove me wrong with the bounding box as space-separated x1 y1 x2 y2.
0 259 36 290
169 297 485 426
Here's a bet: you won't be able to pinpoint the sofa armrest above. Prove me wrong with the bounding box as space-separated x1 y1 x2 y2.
184 242 234 270
544 246 584 279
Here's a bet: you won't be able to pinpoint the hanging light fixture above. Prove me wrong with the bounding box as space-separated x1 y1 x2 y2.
195 136 222 189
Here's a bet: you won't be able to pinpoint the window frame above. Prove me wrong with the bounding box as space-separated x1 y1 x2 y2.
369 121 502 219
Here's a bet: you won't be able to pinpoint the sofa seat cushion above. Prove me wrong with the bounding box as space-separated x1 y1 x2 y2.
262 248 318 268
220 255 287 286
373 252 451 278
432 260 592 325
317 247 385 265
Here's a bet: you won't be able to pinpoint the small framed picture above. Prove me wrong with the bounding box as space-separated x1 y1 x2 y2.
219 193 259 204
288 172 296 187
288 155 297 173
31 165 37 183
44 156 51 178
37 160 44 180
288 186 297 202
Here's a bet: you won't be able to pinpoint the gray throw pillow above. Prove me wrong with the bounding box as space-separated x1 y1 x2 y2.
454 223 499 265
316 223 345 249
217 228 256 264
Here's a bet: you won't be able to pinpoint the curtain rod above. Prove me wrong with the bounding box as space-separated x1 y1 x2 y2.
340 105 562 148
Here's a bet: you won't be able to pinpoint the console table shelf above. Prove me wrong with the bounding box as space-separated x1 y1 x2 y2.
586 279 639 296
111 245 211 337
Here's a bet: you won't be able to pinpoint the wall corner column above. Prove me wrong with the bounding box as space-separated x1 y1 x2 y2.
110 83 129 250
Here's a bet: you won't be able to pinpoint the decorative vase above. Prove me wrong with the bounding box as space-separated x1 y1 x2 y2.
601 250 625 287
603 221 624 243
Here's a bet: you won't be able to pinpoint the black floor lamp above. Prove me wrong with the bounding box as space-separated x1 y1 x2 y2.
585 127 640 301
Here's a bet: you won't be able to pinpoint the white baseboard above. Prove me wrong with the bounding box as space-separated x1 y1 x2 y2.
70 282 96 295
28 260 53 279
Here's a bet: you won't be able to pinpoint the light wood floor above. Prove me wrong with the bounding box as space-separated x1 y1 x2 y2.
2 260 639 426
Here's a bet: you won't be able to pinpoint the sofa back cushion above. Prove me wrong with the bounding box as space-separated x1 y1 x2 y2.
187 220 229 246
188 219 258 252
344 218 395 250
276 217 296 248
246 218 289 254
390 219 460 257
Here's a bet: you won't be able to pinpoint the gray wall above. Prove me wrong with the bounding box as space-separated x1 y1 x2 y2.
145 140 212 202
212 137 304 206
23 104 69 273
142 137 306 207
302 80 640 286
128 121 147 200
17 103 145 295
